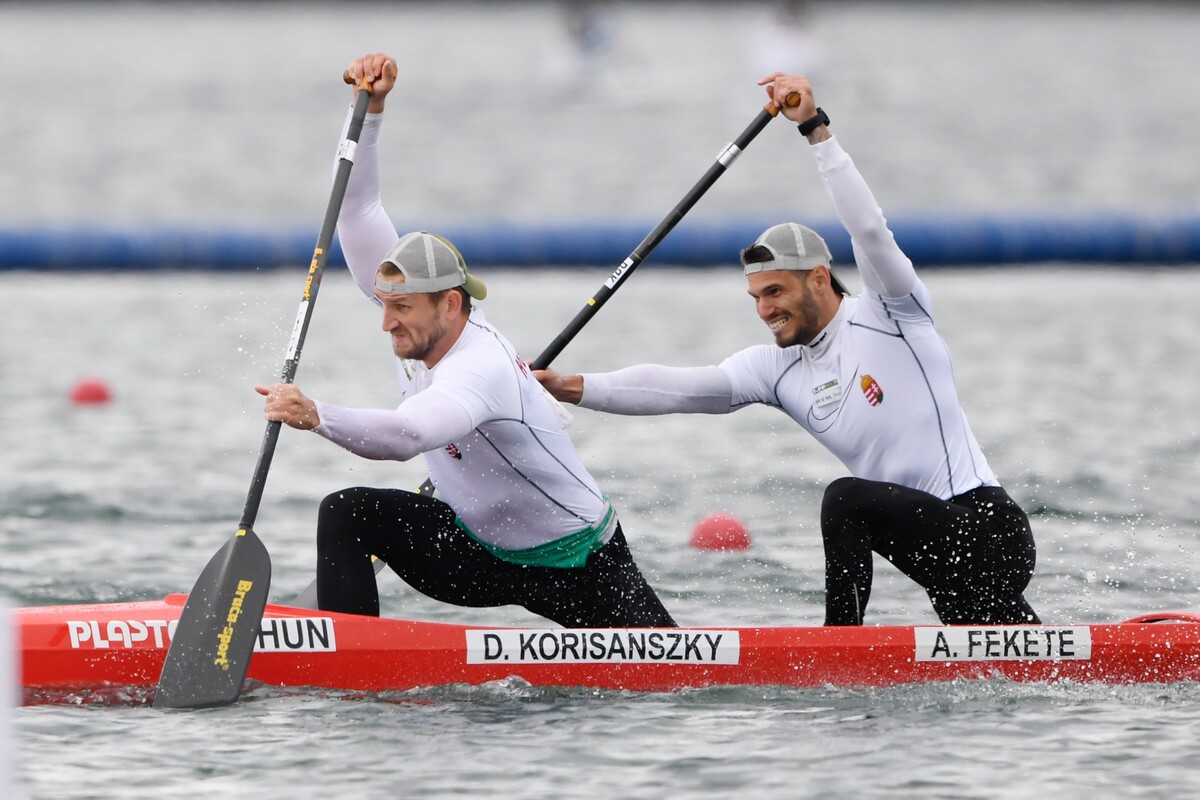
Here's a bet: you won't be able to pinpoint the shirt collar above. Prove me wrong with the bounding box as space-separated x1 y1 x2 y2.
802 298 849 357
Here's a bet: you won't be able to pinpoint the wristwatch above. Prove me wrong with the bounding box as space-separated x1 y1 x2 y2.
797 107 830 137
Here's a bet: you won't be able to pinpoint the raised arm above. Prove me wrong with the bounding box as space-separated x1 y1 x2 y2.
336 54 401 300
759 72 917 299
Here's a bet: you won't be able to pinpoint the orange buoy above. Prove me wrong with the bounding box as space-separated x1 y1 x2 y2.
689 512 751 551
70 378 112 405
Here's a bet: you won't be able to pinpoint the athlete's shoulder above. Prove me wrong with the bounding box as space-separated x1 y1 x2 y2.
460 308 517 353
854 279 936 324
436 314 528 395
719 342 801 378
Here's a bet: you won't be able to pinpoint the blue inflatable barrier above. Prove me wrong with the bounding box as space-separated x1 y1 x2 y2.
3 215 1199 271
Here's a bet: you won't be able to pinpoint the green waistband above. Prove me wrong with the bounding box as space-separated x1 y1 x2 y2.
458 504 616 568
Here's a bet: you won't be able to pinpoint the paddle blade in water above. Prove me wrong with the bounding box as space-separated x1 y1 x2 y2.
153 527 271 709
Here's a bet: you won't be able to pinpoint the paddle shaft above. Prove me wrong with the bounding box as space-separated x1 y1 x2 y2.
153 83 376 708
531 97 795 370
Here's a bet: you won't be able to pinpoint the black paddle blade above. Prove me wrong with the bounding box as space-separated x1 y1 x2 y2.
153 527 271 709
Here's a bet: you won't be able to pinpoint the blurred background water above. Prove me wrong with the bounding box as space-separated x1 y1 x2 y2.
3 2 1200 799
2 0 1198 229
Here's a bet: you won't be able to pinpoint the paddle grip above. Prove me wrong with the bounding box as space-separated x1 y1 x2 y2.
764 91 804 117
342 61 398 93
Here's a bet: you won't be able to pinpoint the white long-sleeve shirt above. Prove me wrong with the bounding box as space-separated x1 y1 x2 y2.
311 108 613 555
579 136 998 500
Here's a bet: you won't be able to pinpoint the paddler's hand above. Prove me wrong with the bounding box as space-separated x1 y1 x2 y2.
757 72 827 139
256 383 321 430
532 366 584 406
346 52 398 114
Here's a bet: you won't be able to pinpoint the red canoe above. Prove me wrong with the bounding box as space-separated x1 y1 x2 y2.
16 594 1200 704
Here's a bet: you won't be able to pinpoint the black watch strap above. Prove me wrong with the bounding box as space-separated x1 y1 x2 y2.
797 107 830 137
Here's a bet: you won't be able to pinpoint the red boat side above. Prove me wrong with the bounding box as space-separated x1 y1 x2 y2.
17 595 1200 702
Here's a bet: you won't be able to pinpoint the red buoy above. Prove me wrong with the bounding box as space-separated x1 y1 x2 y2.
70 378 112 405
689 512 751 551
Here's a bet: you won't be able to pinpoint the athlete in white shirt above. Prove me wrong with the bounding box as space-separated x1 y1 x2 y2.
537 73 1039 626
257 53 674 628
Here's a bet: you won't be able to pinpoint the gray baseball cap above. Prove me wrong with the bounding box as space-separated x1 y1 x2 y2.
374 231 487 300
740 222 849 296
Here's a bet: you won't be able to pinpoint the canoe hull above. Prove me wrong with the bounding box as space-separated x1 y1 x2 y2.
16 595 1200 702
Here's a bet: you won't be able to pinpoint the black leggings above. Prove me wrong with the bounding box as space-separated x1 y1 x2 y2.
315 486 677 628
821 478 1039 626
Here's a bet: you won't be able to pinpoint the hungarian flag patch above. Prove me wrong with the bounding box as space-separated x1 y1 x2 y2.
860 374 884 406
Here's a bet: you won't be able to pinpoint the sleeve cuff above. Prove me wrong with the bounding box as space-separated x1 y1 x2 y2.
578 373 610 410
810 135 850 172
310 399 336 440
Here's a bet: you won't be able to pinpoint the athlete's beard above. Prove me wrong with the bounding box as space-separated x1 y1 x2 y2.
392 316 449 362
774 283 823 348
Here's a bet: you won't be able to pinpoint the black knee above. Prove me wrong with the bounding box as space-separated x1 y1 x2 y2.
821 477 864 515
821 478 855 538
821 477 879 552
317 487 374 549
821 477 885 534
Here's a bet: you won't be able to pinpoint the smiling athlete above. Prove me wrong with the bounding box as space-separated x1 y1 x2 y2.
536 72 1039 627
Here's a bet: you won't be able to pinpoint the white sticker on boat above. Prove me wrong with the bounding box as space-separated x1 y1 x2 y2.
465 629 739 665
255 617 336 653
914 626 1091 662
65 617 336 653
66 619 175 649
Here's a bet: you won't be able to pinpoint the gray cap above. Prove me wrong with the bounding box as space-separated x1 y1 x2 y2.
374 231 487 300
740 222 849 296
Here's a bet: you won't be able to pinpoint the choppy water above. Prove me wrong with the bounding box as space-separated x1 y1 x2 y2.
4 2 1200 799
6 266 1200 799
